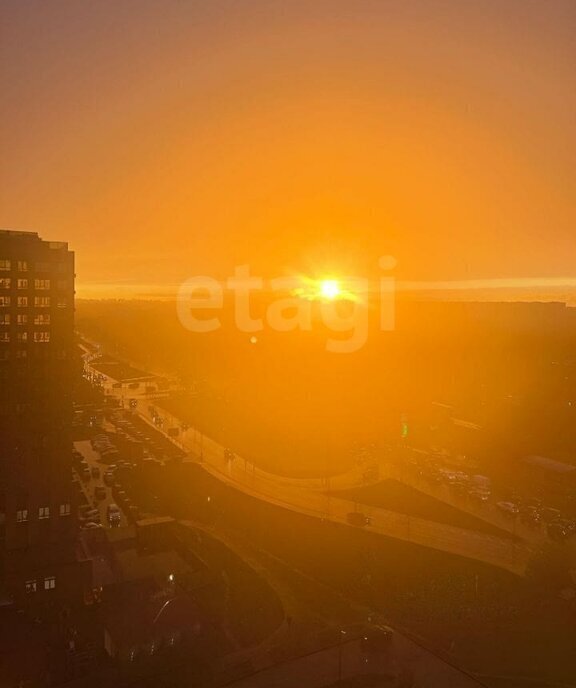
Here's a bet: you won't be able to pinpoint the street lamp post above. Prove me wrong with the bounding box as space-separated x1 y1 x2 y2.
338 629 346 682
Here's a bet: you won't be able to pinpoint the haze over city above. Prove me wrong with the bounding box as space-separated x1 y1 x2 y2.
1 3 576 688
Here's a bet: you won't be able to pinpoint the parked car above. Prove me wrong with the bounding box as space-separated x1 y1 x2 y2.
91 466 100 478
347 512 372 527
468 488 491 502
520 506 542 526
470 474 492 491
107 503 121 526
80 509 100 524
496 501 520 517
103 471 115 486
450 480 468 496
523 497 543 510
81 521 102 530
94 486 107 500
541 507 562 523
547 518 576 541
101 448 120 461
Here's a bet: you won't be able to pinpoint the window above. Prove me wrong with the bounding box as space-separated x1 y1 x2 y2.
34 314 50 325
17 261 28 272
34 296 50 308
34 279 50 290
16 509 28 522
15 403 29 414
57 280 68 290
17 314 27 325
59 503 71 516
17 332 28 342
0 278 11 289
57 298 68 309
17 279 28 289
0 260 10 271
25 580 36 594
0 350 8 361
0 333 9 343
35 262 51 272
16 349 27 359
17 296 27 307
33 331 49 343
56 262 68 273
44 576 56 590
0 314 10 325
38 506 50 519
0 296 10 307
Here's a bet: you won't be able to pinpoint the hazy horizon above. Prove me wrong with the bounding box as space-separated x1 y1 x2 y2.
2 0 575 292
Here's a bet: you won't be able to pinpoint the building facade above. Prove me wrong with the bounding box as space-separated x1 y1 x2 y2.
0 230 89 611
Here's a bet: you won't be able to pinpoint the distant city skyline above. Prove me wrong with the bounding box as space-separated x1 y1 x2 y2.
74 276 576 303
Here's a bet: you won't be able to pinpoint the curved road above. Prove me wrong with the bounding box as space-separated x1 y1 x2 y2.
126 395 530 576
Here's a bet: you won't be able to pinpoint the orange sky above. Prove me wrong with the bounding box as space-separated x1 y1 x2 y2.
1 1 574 298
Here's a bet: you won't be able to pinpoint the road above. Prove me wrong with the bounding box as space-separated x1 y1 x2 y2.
124 397 530 576
81 349 532 575
225 632 485 688
180 520 487 688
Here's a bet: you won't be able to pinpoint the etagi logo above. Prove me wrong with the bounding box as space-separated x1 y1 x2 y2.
177 256 396 353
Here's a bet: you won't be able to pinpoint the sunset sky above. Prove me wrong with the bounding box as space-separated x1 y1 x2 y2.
1 1 574 298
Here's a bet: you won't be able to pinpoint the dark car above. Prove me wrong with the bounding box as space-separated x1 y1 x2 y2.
541 507 562 523
520 506 541 526
94 486 106 501
347 512 372 527
548 519 576 541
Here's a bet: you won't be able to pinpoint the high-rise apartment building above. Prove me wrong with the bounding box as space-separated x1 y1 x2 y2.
0 230 89 610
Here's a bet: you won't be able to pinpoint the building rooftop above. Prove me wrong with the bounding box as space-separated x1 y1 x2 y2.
90 355 155 382
0 228 69 250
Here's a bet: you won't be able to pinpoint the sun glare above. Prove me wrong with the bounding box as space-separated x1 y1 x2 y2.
319 279 341 300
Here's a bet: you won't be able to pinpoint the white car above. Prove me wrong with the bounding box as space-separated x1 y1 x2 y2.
496 501 519 516
81 521 102 529
468 488 491 502
107 503 121 525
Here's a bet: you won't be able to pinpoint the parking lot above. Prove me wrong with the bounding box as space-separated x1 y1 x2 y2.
73 439 129 529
